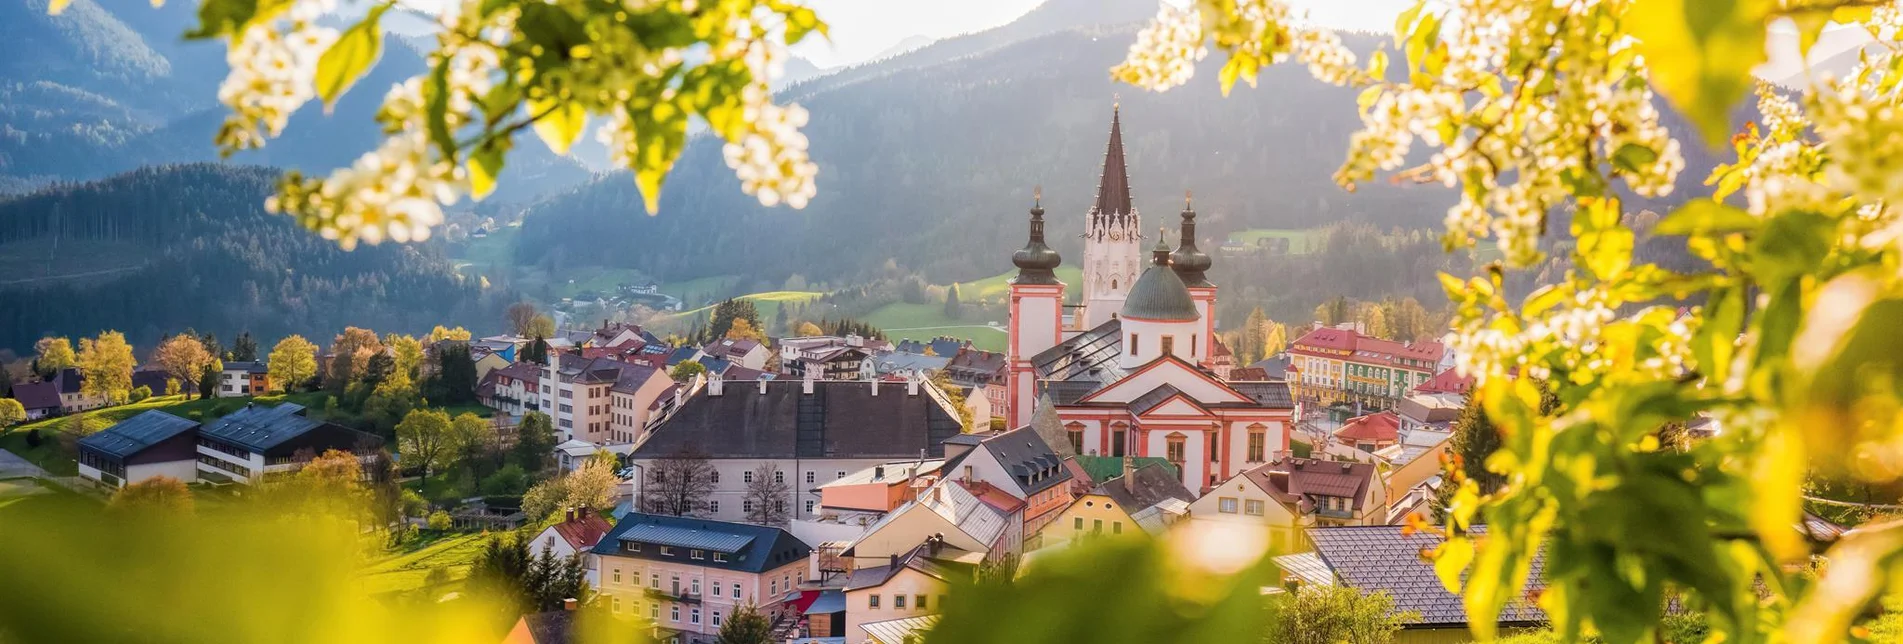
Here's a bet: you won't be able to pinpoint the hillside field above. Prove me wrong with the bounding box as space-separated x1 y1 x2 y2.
1226 228 1324 254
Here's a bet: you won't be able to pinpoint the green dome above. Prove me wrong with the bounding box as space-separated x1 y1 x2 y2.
1121 235 1199 321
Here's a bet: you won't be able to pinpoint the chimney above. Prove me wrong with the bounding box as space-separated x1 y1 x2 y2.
566 508 575 522
1122 454 1136 492
708 378 725 396
803 368 816 395
907 372 920 396
563 598 578 611
759 378 769 395
871 378 879 396
889 553 899 569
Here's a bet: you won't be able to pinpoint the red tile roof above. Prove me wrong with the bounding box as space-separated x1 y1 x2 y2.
1289 327 1445 369
1335 411 1401 444
1243 457 1377 512
552 513 615 551
1412 367 1473 395
956 479 1026 514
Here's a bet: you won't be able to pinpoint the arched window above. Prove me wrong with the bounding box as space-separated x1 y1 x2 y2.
1110 422 1129 457
1111 278 1118 289
1065 422 1086 455
1246 423 1268 462
1165 433 1188 480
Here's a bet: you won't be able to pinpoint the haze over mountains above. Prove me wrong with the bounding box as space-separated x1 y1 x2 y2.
0 0 1769 348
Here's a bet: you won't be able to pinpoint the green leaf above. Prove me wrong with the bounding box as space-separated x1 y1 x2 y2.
314 6 386 109
1434 537 1475 593
1610 142 1658 175
529 98 587 156
423 63 456 163
1654 201 1758 236
187 0 295 39
1628 0 1771 147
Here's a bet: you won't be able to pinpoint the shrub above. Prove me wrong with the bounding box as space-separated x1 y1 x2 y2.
128 386 152 403
24 429 42 448
427 510 453 531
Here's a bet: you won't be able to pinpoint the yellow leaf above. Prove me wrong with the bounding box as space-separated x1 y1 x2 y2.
530 98 587 156
1749 424 1806 563
636 167 665 215
1628 0 1772 147
1434 536 1475 592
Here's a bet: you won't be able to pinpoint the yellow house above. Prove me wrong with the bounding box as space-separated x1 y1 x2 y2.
844 544 964 644
1188 457 1384 554
1037 460 1195 548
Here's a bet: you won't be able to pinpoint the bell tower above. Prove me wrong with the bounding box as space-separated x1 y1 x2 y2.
1007 189 1065 428
1081 102 1144 329
1170 192 1217 366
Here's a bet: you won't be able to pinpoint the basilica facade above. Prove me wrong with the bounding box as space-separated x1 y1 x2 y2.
1004 105 1297 493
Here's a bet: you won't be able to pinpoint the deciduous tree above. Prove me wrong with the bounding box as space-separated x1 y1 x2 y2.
669 360 707 382
33 336 75 379
0 399 24 427
511 412 558 474
506 302 540 336
1264 585 1409 644
395 408 455 477
523 454 619 521
267 335 318 393
154 334 219 399
429 326 472 342
108 477 195 516
326 327 383 392
385 333 425 378
640 445 715 517
76 331 135 404
742 462 791 526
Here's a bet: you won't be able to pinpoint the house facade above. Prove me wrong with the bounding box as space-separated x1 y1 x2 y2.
593 513 813 644
1188 457 1384 554
216 361 271 398
627 378 964 524
842 544 960 644
193 402 383 484
77 411 202 488
529 510 615 586
538 353 672 445
1286 325 1446 411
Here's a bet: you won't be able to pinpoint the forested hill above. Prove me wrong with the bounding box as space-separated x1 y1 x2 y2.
0 164 505 352
513 27 1457 285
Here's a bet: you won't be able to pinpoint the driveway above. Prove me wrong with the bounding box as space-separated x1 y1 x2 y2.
0 448 49 480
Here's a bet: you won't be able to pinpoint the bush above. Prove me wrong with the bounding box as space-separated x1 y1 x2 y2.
427 510 453 531
24 429 42 448
479 464 529 496
128 386 152 403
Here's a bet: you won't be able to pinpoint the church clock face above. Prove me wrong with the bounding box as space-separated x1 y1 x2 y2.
1110 230 1123 241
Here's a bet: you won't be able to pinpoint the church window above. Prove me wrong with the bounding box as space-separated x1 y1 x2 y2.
1129 334 1140 355
1166 433 1187 469
1161 336 1175 356
1247 424 1267 463
1065 422 1085 455
1111 423 1128 457
1111 278 1118 289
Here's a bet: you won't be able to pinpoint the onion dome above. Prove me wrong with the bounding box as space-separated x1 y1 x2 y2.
1011 189 1063 285
1121 229 1199 321
1170 192 1214 288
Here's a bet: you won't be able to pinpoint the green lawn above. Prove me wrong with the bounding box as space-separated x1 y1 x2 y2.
1227 228 1324 254
359 531 494 596
955 265 1083 303
661 275 741 304
455 225 518 271
553 266 650 300
658 290 825 325
863 303 1009 352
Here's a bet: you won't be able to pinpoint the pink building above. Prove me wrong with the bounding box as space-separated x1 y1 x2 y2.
593 513 813 644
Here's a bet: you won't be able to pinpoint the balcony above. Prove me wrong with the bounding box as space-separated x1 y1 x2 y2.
644 587 702 604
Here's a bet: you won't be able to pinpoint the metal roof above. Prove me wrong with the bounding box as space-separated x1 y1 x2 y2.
1307 525 1546 628
1272 552 1336 587
1120 244 1199 322
859 615 941 644
197 403 321 452
616 523 756 553
77 410 198 459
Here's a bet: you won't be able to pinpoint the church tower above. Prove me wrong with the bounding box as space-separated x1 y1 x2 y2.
1170 193 1218 365
1007 191 1065 428
1081 103 1144 330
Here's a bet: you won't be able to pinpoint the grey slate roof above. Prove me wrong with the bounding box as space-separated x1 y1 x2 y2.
979 426 1071 496
616 523 756 553
1307 525 1547 628
197 403 322 452
1229 381 1294 408
1128 384 1189 415
631 380 962 460
78 410 199 459
1097 462 1195 515
222 361 269 374
518 609 577 644
592 512 811 574
55 368 83 394
10 381 60 411
1030 319 1124 383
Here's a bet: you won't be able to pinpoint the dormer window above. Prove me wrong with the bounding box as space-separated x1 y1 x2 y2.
659 546 674 556
626 542 642 553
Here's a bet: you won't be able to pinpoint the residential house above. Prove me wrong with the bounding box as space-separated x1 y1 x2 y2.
1286 324 1446 410
216 361 271 398
843 542 967 644
1411 366 1474 396
1189 457 1384 554
939 426 1074 533
10 381 61 420
627 377 964 524
470 349 512 382
537 353 673 445
1038 458 1193 548
943 347 1007 426
482 361 544 417
1334 411 1402 453
1395 392 1464 434
194 402 383 484
779 336 887 380
77 411 202 488
592 512 813 644
529 509 616 586
842 478 1021 578
702 338 770 371
1283 526 1546 643
806 459 947 534
54 368 105 412
1373 429 1452 524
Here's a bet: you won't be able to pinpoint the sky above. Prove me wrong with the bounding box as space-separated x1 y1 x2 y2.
793 0 1416 68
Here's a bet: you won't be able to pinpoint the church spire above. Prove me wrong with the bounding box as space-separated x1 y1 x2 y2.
1089 102 1135 224
1011 187 1062 285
